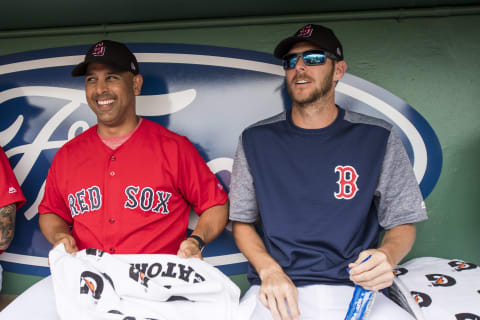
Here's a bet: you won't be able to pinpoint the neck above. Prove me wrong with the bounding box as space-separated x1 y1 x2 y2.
97 116 140 137
291 96 338 129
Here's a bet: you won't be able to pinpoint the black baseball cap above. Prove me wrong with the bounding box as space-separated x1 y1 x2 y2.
72 40 139 77
274 24 344 60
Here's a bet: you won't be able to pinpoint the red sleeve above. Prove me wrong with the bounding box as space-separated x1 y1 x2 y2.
37 149 73 224
177 137 228 215
0 147 26 209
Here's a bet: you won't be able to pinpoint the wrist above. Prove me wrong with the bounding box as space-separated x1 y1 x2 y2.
377 247 395 266
187 234 205 252
53 232 70 243
258 263 284 281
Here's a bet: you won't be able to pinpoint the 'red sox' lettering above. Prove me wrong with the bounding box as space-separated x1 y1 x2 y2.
67 185 171 217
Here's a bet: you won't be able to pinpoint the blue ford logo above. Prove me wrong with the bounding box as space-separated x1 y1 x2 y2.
0 43 442 276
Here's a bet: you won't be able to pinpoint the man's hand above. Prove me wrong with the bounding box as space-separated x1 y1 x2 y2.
177 202 228 259
348 249 394 291
39 213 78 253
349 224 417 291
53 232 78 254
177 237 202 259
232 221 300 320
258 266 300 320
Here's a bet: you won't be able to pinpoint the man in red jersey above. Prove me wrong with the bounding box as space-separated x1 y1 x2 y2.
0 146 26 290
38 40 228 258
0 41 228 320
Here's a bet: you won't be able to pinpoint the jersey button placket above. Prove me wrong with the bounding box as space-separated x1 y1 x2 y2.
110 154 116 176
105 152 118 252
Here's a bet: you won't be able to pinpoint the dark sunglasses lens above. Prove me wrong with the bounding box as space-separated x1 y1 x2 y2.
283 54 299 70
303 52 326 65
283 51 327 69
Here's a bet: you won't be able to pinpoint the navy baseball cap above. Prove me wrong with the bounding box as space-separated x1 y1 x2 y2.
274 24 344 60
72 40 139 77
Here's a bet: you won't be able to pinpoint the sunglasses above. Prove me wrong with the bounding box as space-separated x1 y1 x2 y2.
282 50 337 70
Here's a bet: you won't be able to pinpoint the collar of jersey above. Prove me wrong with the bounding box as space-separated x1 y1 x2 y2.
286 106 344 135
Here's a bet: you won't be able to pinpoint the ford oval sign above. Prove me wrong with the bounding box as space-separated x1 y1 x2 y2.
0 43 442 276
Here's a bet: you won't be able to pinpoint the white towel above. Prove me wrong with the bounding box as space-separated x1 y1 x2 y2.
49 244 254 320
394 257 480 320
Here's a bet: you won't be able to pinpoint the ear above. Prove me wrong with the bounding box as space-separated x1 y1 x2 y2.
333 60 347 82
132 74 143 95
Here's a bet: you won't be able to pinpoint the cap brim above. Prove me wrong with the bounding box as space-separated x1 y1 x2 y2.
71 62 87 77
71 59 137 77
274 37 304 59
274 37 338 59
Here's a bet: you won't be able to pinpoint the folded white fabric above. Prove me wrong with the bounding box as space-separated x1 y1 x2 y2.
49 244 254 320
393 257 480 320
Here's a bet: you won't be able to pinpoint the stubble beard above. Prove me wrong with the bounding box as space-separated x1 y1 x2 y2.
287 65 335 107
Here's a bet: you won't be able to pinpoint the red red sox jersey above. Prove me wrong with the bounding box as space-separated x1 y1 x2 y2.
38 119 228 254
1 146 26 254
0 147 25 210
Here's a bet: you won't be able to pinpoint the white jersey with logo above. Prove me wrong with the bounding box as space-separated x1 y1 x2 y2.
49 244 254 320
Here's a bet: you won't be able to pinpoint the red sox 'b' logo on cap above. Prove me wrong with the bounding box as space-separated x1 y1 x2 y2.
92 42 106 56
296 25 313 38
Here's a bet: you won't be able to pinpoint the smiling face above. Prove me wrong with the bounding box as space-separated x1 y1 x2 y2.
285 42 341 107
85 63 143 135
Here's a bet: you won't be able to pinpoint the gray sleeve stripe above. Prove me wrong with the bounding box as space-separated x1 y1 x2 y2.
228 111 286 223
382 211 428 230
344 110 393 131
245 111 287 129
376 130 428 227
228 134 260 222
229 216 258 223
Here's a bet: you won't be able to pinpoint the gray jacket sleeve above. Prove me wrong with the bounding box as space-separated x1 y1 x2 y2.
376 130 428 229
228 135 259 223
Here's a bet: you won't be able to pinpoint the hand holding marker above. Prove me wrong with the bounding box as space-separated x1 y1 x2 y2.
344 255 377 320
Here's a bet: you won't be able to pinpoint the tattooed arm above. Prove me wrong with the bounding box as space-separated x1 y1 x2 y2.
0 203 16 250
